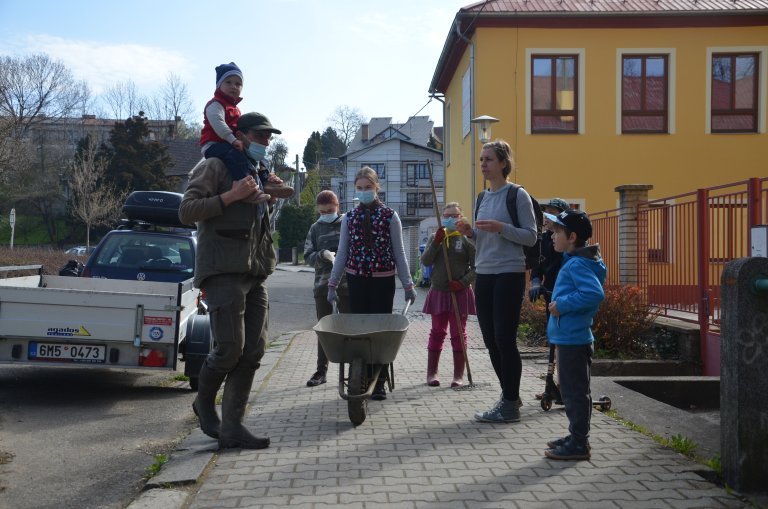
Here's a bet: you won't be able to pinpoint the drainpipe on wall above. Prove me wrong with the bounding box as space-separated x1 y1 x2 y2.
455 18 476 204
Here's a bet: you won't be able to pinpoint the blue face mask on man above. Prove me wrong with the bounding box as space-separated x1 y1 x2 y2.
355 190 376 205
442 217 458 231
246 142 268 162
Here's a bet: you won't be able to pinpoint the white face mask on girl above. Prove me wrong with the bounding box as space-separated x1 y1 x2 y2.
355 190 376 205
318 213 338 223
442 217 458 230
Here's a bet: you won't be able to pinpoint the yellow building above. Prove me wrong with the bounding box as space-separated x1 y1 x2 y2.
429 0 768 214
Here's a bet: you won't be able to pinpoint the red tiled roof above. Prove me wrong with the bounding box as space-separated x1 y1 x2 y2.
461 0 768 14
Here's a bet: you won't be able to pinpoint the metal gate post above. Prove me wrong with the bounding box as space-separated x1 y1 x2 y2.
696 188 716 375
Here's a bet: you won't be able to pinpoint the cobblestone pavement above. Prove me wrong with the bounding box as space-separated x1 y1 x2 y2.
188 313 745 509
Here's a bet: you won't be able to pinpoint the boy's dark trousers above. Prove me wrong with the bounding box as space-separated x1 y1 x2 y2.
557 343 593 444
204 142 252 181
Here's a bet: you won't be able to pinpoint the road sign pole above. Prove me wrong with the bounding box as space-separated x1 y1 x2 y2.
9 208 16 249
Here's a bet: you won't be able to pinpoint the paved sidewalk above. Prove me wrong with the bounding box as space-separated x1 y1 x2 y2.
182 313 745 509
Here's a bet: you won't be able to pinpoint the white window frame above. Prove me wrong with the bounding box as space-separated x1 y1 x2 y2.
616 48 677 135
525 48 586 135
705 46 768 134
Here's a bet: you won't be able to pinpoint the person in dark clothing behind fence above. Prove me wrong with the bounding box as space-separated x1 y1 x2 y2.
529 198 568 400
528 198 568 309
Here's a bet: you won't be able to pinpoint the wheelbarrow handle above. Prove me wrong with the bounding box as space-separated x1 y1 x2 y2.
333 298 411 314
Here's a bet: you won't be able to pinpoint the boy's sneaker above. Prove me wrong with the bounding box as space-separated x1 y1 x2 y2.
474 398 521 423
547 436 571 449
545 439 591 461
263 182 295 199
546 435 593 450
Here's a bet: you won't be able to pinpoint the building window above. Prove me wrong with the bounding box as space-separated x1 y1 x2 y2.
378 192 386 204
531 55 578 133
622 55 668 133
418 192 433 209
711 53 759 133
361 163 385 179
406 192 417 216
405 162 428 186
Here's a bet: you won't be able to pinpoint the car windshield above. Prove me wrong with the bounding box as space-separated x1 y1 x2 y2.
91 233 194 274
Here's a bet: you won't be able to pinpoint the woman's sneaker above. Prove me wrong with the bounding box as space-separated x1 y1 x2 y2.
474 398 520 423
545 439 591 461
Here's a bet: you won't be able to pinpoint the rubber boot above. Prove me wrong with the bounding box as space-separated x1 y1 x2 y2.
451 350 466 388
192 364 227 439
218 367 270 449
426 350 441 387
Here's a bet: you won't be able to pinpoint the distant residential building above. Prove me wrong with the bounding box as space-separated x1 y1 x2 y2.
336 116 444 228
20 114 184 148
9 114 198 190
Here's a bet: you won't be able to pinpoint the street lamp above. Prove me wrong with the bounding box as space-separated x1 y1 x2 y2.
470 115 499 143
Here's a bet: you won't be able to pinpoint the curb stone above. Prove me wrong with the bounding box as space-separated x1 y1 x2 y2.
126 329 298 509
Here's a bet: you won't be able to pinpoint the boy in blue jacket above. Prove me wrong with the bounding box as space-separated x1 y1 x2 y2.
542 209 606 461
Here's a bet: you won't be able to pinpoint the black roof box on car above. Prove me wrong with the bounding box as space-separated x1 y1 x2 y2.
122 191 193 229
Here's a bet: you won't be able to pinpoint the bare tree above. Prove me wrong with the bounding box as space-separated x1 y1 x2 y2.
0 54 88 241
0 54 87 139
10 134 72 244
161 72 194 123
102 80 144 120
141 73 195 139
68 136 127 247
326 105 366 147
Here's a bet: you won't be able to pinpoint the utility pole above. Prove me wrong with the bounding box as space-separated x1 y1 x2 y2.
295 154 301 206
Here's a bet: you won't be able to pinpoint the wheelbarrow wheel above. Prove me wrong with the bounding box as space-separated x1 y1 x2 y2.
348 358 368 426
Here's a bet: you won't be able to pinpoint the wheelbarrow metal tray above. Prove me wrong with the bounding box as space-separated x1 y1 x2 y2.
313 313 409 364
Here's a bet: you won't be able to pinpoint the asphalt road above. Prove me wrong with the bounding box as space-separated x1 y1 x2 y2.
0 268 315 509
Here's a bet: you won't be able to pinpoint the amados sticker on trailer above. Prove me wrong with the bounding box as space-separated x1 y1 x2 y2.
144 316 172 326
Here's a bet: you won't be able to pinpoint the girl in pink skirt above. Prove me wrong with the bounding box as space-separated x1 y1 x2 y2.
420 202 476 388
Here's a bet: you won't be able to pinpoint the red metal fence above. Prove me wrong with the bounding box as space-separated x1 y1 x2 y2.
590 177 768 375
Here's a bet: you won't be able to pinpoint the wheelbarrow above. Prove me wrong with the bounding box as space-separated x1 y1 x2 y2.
313 302 411 426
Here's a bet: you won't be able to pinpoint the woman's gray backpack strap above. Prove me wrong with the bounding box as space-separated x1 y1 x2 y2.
474 185 543 270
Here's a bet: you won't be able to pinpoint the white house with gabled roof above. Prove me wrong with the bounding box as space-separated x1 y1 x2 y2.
335 116 445 229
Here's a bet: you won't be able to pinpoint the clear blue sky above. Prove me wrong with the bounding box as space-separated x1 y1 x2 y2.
0 0 470 163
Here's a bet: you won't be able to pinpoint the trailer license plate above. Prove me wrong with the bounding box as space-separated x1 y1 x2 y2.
28 342 106 363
